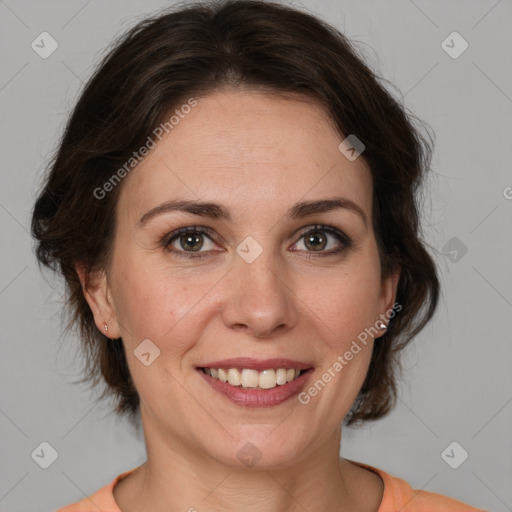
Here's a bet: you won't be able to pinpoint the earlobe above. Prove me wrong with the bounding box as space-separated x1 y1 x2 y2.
376 269 400 334
74 263 121 339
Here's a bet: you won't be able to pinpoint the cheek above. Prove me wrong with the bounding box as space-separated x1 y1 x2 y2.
112 269 168 338
110 263 195 399
303 261 383 351
111 255 214 354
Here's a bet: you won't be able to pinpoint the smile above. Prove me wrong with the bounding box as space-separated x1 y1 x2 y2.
196 358 314 407
200 367 305 389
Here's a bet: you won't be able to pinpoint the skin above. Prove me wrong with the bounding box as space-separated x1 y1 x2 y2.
78 88 400 512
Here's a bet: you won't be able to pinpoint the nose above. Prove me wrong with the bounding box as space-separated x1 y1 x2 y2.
221 249 299 338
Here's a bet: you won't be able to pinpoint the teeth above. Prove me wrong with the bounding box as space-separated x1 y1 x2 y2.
241 369 259 388
227 368 241 386
202 367 304 389
259 369 276 389
276 368 287 385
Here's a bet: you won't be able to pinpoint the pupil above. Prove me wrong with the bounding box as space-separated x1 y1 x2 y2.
182 234 202 251
307 232 325 251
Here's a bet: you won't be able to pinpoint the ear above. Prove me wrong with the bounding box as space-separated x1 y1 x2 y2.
379 267 401 314
75 263 121 339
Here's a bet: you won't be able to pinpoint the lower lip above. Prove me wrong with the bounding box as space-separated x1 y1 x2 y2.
197 368 313 407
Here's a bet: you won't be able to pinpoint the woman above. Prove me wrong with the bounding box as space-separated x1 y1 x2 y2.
31 1 486 510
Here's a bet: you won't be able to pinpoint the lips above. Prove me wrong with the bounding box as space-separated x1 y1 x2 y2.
196 357 314 407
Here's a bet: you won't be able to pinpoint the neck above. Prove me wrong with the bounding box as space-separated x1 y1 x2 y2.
113 417 383 512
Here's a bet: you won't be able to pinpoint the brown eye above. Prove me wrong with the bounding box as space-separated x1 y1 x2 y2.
304 231 328 251
164 227 218 258
293 225 352 256
178 232 204 252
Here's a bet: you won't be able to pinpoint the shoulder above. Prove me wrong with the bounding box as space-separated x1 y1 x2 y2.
348 460 489 512
54 468 136 512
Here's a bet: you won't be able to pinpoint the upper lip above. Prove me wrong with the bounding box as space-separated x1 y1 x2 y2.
198 357 314 372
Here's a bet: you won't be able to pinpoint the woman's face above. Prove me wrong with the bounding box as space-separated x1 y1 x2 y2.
87 89 398 468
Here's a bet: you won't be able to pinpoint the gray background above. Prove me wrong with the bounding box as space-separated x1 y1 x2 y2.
1 0 511 511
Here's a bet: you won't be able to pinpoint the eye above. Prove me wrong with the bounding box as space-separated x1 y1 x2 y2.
164 226 219 259
163 224 352 260
291 224 352 257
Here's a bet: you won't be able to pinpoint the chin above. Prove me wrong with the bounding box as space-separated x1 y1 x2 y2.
200 428 310 471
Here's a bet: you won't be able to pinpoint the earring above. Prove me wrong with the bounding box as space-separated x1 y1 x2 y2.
104 323 109 338
377 321 387 330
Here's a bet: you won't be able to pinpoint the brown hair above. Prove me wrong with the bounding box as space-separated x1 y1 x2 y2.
31 0 439 427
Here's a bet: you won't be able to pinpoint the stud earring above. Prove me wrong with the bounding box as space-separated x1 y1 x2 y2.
377 321 387 330
104 323 110 338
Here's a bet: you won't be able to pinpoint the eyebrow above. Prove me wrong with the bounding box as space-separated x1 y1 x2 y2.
139 196 368 227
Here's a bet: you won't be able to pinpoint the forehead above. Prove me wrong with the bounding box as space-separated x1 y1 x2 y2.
117 89 373 223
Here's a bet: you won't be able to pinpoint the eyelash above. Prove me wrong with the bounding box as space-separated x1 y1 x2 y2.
162 224 353 260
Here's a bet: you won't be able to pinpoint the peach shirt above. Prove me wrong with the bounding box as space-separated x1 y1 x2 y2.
55 460 488 512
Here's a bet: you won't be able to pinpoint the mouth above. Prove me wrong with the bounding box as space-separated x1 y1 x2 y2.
198 367 307 389
196 358 314 407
